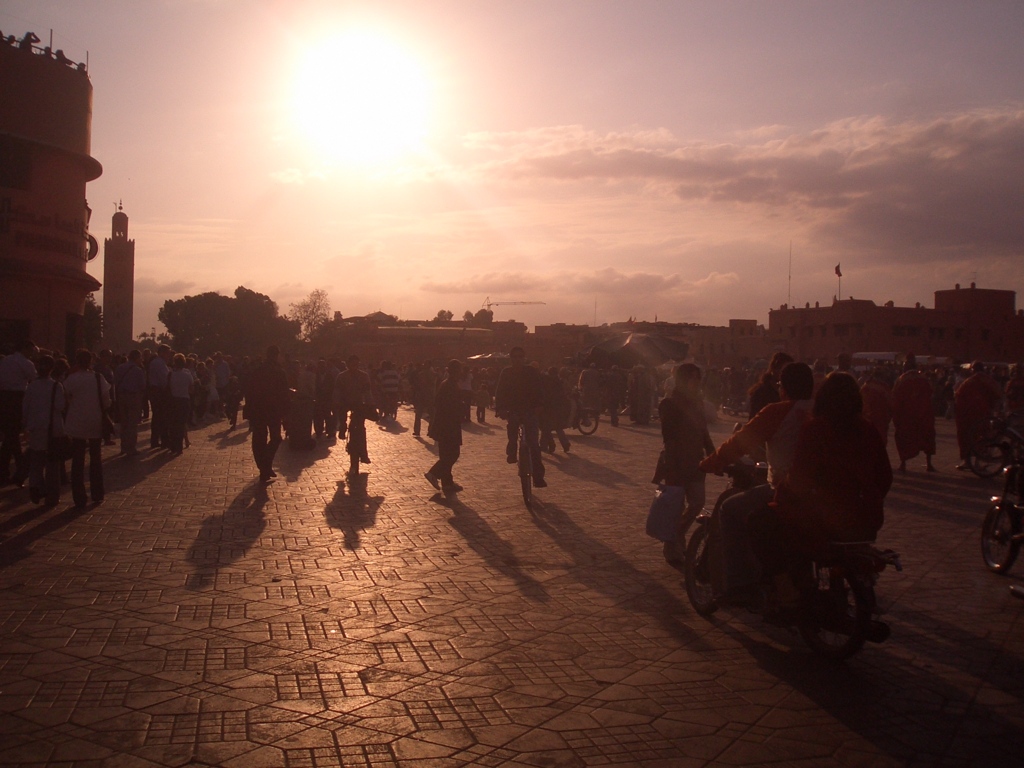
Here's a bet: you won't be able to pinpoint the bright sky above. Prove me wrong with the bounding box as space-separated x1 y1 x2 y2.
5 1 1024 336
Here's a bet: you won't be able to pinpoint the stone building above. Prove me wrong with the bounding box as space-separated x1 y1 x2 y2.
0 33 103 354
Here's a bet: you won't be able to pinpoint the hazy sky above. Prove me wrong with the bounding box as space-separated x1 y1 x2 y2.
5 1 1024 335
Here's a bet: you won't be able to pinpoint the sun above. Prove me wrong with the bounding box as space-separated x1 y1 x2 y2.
291 30 431 167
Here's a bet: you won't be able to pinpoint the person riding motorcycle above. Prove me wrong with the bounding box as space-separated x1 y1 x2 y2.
750 371 893 606
698 362 815 600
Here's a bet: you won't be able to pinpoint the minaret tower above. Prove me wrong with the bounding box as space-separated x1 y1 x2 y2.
102 202 136 351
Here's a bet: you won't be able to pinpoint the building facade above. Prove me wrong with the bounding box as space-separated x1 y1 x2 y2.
0 34 102 355
102 204 135 352
767 283 1024 364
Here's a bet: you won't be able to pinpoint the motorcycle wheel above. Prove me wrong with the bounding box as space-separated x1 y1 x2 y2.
576 412 599 435
798 568 873 661
981 503 1020 574
969 438 1009 479
684 525 718 616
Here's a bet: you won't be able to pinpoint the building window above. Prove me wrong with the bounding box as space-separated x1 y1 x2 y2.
907 326 920 337
790 327 797 338
892 326 905 337
982 329 990 341
954 328 964 340
834 324 849 337
929 327 945 340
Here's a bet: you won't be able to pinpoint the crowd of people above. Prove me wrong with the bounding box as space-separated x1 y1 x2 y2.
2 336 1021 594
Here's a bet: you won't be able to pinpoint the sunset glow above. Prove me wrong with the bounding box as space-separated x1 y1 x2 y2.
290 29 431 167
5 1 1022 338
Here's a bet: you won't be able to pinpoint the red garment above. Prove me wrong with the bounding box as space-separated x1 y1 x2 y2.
860 379 893 447
955 373 1003 458
891 371 935 461
774 417 893 555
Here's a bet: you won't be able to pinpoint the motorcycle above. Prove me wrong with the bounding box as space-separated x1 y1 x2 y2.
980 458 1024 574
684 460 902 660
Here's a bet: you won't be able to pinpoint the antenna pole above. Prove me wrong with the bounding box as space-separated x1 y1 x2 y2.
788 241 792 306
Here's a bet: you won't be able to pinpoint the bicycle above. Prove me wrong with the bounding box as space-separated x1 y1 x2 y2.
969 416 1024 478
569 390 600 435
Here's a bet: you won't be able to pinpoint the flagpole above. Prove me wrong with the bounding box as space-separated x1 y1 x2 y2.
788 241 792 306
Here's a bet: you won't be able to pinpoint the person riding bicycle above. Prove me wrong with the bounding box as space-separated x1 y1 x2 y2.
494 346 547 488
698 362 815 599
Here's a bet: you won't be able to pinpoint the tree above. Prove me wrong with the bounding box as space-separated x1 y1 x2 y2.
466 309 493 327
289 289 331 340
433 309 454 323
83 293 103 350
158 286 299 356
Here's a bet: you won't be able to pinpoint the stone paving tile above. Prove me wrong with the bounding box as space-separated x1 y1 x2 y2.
1 407 1023 766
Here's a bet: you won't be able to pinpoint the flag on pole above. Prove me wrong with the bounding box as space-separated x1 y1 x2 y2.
835 263 842 278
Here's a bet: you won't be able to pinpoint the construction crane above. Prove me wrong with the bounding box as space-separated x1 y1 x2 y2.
482 296 547 311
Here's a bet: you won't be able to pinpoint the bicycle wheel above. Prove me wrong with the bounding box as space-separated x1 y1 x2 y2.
981 503 1020 574
576 411 599 435
970 438 1009 479
798 568 873 661
684 525 718 616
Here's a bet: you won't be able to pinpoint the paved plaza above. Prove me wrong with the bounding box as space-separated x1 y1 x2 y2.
1 408 1022 767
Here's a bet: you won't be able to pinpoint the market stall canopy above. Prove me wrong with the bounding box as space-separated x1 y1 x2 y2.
583 333 689 368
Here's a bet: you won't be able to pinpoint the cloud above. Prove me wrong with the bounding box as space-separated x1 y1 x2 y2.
133 277 196 294
421 268 736 298
464 109 1024 260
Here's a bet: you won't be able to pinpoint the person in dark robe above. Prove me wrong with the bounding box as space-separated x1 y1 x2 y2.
954 362 1004 469
891 357 936 472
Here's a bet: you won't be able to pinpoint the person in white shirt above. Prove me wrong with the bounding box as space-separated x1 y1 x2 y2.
0 338 37 485
64 349 111 508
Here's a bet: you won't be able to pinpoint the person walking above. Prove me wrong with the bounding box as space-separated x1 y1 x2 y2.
541 366 571 453
246 345 290 484
425 359 465 493
114 350 146 456
494 346 547 488
860 367 893 446
954 361 1003 470
63 349 111 508
21 354 64 506
654 363 715 563
410 361 435 437
167 354 194 455
146 344 171 449
0 338 36 486
891 357 936 472
334 355 375 477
